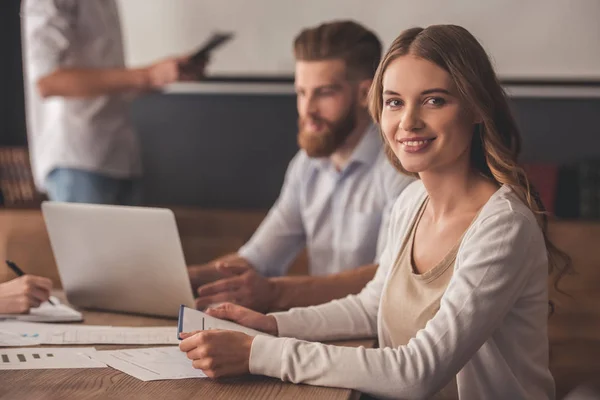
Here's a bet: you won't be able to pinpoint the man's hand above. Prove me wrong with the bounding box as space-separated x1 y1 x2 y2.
179 329 253 378
188 263 223 292
195 263 277 312
178 56 208 81
188 254 252 292
143 52 209 89
143 57 188 89
0 275 53 314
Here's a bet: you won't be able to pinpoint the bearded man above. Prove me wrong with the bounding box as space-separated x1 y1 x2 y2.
188 21 413 312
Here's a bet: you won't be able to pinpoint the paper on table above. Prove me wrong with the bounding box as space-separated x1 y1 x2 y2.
0 321 108 344
0 347 106 370
0 329 42 347
179 306 274 338
0 297 82 322
0 321 179 345
90 346 206 381
43 326 180 345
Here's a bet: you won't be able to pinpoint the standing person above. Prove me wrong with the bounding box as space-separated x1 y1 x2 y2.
21 0 203 204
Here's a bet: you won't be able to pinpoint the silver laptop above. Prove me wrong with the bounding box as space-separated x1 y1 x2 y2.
42 201 196 318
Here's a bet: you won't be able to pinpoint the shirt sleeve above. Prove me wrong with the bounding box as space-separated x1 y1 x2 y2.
21 0 78 81
238 152 306 277
268 248 390 341
250 209 544 399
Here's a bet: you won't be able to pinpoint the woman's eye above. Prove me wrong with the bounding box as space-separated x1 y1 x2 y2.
385 99 402 108
426 97 446 107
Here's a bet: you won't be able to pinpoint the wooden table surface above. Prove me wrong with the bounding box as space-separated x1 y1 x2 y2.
0 295 375 400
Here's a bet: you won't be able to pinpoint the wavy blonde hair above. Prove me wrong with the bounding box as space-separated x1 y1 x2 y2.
368 25 570 292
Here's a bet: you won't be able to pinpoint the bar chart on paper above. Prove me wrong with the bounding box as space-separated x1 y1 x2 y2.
2 350 56 362
0 348 106 370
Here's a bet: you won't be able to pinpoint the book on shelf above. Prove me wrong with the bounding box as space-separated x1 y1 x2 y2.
552 159 600 220
577 159 600 220
522 163 559 215
0 146 40 207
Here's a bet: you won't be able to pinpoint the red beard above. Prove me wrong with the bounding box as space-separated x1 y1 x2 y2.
297 106 357 158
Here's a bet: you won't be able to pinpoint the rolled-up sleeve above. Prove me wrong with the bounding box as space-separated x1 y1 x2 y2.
238 152 306 277
22 0 77 81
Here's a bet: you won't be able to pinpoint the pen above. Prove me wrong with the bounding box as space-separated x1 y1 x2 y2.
5 259 56 306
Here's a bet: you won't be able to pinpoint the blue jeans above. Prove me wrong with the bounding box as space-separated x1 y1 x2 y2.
45 168 141 205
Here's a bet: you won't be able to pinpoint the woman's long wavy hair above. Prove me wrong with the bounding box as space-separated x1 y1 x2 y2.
368 25 571 294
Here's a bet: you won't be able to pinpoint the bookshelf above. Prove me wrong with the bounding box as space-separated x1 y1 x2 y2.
0 147 42 208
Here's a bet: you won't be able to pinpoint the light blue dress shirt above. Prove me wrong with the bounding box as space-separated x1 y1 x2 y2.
238 125 414 277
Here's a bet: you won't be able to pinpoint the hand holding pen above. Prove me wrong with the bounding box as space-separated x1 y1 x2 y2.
2 260 55 313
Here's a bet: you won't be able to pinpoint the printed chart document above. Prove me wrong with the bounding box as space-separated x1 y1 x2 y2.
42 326 180 345
91 346 206 381
0 347 106 370
0 297 82 322
0 321 179 345
178 306 274 338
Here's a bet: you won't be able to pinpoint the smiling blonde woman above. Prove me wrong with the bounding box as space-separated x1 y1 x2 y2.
179 25 570 400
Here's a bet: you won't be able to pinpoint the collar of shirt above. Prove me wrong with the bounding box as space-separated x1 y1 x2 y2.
312 123 381 175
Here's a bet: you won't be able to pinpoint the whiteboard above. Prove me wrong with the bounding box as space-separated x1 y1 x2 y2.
116 0 600 79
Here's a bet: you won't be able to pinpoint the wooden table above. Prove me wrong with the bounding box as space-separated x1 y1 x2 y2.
0 297 375 400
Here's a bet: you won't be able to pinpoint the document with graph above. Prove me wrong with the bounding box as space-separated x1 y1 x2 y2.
0 347 106 370
0 321 179 345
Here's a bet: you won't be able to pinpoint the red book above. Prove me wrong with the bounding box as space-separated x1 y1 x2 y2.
522 164 559 215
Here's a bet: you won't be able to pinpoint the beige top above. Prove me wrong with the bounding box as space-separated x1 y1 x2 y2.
381 198 465 399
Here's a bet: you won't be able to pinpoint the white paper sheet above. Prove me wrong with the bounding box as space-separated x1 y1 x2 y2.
0 330 42 346
179 306 274 337
0 321 178 345
0 347 106 370
0 297 82 322
43 326 180 345
91 346 206 381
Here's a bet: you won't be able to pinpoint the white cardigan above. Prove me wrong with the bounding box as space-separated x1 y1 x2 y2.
249 181 554 400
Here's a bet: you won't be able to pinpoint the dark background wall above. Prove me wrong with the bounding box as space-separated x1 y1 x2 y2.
132 92 300 209
0 0 27 147
132 91 600 209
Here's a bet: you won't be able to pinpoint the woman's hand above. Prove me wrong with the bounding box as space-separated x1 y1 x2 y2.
0 275 52 314
204 302 278 335
178 303 278 378
179 330 253 378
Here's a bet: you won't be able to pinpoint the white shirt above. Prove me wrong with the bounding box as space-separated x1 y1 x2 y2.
21 0 142 191
250 181 555 399
238 125 414 276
